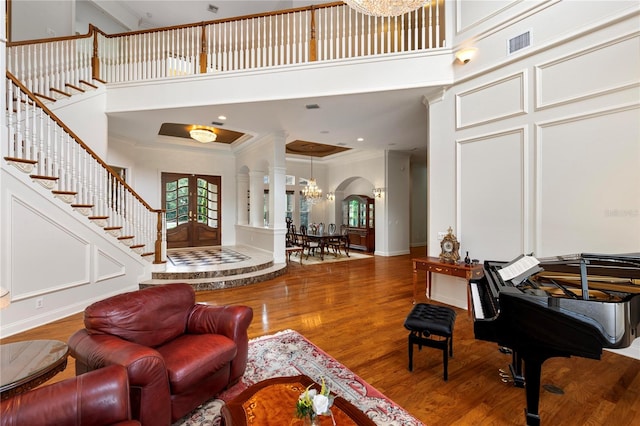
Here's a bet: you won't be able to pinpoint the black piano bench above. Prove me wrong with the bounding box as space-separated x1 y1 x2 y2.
404 303 457 381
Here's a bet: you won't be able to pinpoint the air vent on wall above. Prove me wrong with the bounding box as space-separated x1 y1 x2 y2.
305 104 320 110
508 31 531 55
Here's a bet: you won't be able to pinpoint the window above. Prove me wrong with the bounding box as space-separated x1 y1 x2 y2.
286 190 294 220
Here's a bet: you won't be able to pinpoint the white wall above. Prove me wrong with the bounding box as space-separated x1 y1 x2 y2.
410 157 427 247
10 0 74 41
0 166 147 338
50 87 109 159
428 1 640 309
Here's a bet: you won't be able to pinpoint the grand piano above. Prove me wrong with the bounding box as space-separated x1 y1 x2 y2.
469 253 640 426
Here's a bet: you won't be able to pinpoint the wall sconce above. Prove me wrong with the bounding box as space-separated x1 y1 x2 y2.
372 188 384 198
326 192 335 201
455 47 477 64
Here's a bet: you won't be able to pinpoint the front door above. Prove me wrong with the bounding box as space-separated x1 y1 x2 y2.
162 173 221 248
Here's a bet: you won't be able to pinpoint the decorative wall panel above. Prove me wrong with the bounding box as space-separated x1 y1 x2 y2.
456 0 521 34
456 72 527 129
536 34 640 109
11 197 90 299
95 248 126 282
536 106 640 255
458 128 526 260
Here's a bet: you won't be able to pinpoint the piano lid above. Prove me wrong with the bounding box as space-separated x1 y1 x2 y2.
535 253 640 282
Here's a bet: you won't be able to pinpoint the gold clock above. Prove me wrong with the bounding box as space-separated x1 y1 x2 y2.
439 227 460 264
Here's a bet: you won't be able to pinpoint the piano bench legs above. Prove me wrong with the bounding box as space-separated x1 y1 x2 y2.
404 303 457 381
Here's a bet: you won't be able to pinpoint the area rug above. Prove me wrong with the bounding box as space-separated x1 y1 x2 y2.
290 250 372 266
174 329 423 425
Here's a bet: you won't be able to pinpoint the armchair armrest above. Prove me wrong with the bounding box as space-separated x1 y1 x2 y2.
68 330 171 425
1 365 139 426
187 304 253 382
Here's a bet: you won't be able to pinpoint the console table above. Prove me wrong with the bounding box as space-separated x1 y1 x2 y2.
412 257 484 311
0 339 69 400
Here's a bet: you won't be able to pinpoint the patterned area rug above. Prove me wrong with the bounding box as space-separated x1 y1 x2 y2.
174 330 423 425
289 250 372 266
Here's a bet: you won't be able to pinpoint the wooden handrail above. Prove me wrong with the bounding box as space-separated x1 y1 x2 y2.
8 2 342 46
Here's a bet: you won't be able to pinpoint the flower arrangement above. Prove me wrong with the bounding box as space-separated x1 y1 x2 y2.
295 378 334 423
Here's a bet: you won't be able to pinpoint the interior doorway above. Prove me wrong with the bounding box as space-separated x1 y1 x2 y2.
162 173 221 248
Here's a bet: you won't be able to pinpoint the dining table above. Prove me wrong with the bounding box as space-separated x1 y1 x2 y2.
295 231 349 260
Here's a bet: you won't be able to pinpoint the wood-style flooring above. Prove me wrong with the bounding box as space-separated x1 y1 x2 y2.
2 247 639 425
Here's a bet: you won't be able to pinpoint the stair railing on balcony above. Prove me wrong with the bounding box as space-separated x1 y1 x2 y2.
7 2 445 93
4 71 165 264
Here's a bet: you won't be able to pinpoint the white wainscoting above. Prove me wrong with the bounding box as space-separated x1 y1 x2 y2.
456 71 528 129
535 33 640 110
458 127 527 262
535 105 640 255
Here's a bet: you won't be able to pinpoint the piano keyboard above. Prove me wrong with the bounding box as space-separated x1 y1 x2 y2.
470 282 485 319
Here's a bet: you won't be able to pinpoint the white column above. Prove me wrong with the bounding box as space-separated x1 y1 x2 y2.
236 173 249 225
249 171 264 227
269 166 286 229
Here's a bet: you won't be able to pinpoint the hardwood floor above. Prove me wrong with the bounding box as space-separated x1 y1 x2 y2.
2 247 639 425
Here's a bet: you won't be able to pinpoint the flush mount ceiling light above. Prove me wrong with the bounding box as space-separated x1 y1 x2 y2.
344 0 429 17
189 128 217 143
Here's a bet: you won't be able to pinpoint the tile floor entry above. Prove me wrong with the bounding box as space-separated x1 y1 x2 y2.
167 247 250 266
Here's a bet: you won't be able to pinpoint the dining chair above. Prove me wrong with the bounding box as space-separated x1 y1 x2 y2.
300 225 319 259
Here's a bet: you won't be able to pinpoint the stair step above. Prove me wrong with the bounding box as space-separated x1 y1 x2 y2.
51 190 77 204
65 83 85 94
71 204 94 216
5 157 37 173
88 216 109 227
79 79 99 90
140 263 288 291
30 175 58 190
50 87 71 99
33 92 56 104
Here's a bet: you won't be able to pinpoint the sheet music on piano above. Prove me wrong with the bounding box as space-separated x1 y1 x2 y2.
497 254 543 285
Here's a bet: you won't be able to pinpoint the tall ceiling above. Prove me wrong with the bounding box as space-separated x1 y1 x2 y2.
90 1 434 159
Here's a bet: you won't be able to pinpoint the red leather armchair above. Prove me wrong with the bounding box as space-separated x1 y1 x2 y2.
1 364 139 426
68 283 253 426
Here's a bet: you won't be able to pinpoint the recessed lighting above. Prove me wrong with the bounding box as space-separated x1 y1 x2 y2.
217 115 226 120
356 137 364 142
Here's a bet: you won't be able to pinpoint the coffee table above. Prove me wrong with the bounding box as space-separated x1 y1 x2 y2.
0 339 69 400
221 375 376 425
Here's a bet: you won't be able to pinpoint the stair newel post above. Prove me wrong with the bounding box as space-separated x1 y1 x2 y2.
91 25 100 82
200 24 208 74
154 210 165 264
309 6 317 62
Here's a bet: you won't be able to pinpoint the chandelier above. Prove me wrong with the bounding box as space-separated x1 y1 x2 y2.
302 156 323 205
343 0 429 17
189 128 217 143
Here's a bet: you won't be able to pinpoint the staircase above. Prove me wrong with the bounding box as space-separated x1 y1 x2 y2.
5 72 162 263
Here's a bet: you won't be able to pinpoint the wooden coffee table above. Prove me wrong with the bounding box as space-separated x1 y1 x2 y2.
0 339 69 400
221 375 376 425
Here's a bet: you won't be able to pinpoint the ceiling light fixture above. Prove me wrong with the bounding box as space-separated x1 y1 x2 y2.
344 0 428 17
189 128 217 143
302 156 323 205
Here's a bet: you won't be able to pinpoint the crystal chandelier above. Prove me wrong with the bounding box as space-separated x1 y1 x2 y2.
302 156 323 205
343 0 429 17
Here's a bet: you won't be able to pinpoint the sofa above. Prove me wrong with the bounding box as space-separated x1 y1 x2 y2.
68 283 253 425
1 364 139 426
